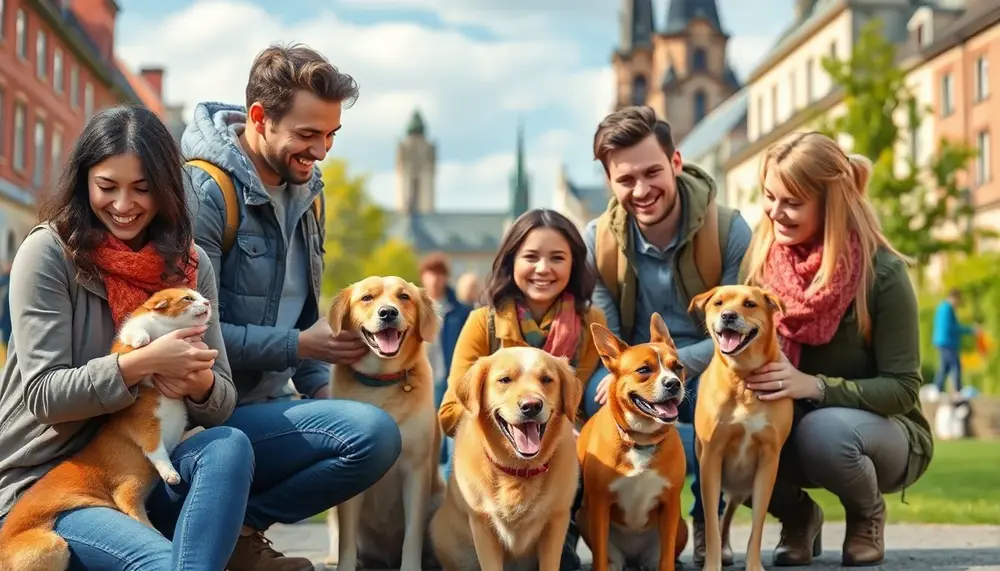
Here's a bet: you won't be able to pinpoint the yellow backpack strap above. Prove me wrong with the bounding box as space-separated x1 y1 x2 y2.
187 159 240 256
312 196 322 224
692 200 722 289
595 214 621 301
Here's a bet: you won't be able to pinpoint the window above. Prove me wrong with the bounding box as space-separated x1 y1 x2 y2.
84 82 94 119
36 30 47 78
771 83 779 125
975 56 989 102
53 48 63 93
692 48 708 72
70 66 79 108
829 41 837 60
916 23 927 47
33 118 45 187
941 73 954 116
977 130 991 186
789 70 797 110
15 9 26 59
631 75 647 106
694 90 707 122
806 57 814 103
756 95 764 136
0 0 6 40
13 102 25 171
51 130 63 179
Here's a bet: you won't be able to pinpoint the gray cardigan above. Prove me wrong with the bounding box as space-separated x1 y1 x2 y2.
0 226 237 516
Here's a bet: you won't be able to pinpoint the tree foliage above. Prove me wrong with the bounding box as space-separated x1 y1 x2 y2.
820 19 979 276
320 159 419 297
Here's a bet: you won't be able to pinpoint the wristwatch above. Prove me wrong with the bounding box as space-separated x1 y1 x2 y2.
810 375 827 404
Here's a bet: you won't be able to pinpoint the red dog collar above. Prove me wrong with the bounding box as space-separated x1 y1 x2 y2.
487 455 551 478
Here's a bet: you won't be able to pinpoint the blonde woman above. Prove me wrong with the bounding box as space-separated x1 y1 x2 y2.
740 132 932 567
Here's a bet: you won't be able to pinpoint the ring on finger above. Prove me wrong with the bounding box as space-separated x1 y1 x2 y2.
778 380 784 390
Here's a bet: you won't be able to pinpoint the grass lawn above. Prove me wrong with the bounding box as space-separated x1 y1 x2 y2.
711 439 1000 525
312 439 1000 526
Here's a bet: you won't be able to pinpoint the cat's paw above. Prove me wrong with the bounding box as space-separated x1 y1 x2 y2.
119 328 152 348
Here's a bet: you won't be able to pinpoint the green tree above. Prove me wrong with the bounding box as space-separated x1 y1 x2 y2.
820 19 979 281
320 159 420 297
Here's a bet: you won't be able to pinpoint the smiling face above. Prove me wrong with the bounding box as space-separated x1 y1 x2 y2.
592 313 685 432
456 347 581 460
252 90 343 185
606 134 683 229
88 153 157 249
328 276 440 360
763 161 824 246
690 285 785 367
513 227 572 309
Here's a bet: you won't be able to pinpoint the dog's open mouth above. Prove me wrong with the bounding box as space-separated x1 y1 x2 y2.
715 326 758 355
361 327 407 357
495 411 547 459
629 393 681 423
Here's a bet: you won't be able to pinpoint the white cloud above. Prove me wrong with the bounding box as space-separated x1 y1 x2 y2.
117 0 611 211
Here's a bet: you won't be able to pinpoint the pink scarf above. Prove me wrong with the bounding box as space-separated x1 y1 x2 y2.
758 234 862 367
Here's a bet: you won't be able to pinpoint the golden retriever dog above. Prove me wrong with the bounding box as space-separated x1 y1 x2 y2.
326 276 445 571
429 347 582 571
689 285 791 571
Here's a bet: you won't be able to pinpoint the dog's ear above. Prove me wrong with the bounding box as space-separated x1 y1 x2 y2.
688 287 718 314
554 356 582 425
456 355 490 416
590 322 626 371
649 312 676 351
417 286 442 343
761 289 786 315
328 285 353 336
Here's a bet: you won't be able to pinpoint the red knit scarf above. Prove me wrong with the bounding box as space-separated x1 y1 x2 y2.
759 233 862 367
92 235 199 329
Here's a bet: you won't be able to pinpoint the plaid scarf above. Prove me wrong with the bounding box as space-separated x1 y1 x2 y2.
514 292 581 363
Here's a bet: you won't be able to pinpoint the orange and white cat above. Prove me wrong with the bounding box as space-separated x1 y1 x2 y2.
0 287 212 571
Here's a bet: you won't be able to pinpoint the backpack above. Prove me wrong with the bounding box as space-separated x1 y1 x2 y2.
186 159 322 255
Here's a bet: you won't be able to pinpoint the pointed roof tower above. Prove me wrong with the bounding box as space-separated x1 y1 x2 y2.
664 0 725 35
509 121 530 220
406 109 426 136
619 0 655 53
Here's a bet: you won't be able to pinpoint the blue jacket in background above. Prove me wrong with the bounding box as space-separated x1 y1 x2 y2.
439 286 471 376
932 300 973 350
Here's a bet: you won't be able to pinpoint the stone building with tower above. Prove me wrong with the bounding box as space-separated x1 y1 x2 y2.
386 110 531 278
554 0 741 230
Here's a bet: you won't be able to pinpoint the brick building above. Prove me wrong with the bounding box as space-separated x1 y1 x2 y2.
0 0 151 262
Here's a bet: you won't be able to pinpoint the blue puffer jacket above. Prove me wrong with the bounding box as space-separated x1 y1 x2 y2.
181 102 329 403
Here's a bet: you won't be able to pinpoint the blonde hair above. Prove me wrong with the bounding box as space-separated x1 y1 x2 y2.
455 272 482 306
743 131 911 340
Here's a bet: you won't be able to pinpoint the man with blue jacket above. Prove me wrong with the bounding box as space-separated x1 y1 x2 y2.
932 289 977 393
183 43 401 571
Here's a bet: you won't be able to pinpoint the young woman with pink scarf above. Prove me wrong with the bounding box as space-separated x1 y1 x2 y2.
437 209 606 571
740 132 932 567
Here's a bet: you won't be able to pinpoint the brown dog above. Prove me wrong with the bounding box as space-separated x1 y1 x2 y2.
326 276 444 571
429 347 582 571
576 313 689 571
690 285 793 571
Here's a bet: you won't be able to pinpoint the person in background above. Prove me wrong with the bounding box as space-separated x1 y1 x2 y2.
182 43 401 570
932 288 976 394
455 272 482 308
0 261 11 348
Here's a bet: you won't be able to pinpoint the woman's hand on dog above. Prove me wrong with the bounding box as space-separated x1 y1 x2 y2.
298 320 369 364
745 352 823 401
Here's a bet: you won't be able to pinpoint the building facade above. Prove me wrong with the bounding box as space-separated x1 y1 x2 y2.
0 0 151 262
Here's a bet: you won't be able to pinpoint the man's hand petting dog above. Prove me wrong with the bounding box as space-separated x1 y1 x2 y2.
744 352 823 401
299 319 369 365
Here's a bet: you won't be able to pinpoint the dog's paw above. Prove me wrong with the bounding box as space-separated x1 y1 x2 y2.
157 465 182 485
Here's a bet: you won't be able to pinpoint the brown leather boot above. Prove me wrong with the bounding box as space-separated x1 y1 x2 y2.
227 529 315 571
842 498 886 566
691 520 734 567
772 498 824 566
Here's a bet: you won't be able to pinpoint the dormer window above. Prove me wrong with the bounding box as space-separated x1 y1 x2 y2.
693 48 708 73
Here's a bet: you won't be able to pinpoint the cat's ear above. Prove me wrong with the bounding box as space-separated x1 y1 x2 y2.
154 299 169 310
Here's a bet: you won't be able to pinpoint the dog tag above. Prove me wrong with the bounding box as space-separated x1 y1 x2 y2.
402 384 413 392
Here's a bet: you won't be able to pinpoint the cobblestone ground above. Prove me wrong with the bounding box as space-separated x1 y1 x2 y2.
269 522 1000 570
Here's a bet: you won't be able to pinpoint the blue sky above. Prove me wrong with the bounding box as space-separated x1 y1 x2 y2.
116 0 794 213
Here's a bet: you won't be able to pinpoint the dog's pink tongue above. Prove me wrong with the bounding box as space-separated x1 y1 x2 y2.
652 400 678 418
718 330 742 353
374 329 402 354
510 422 541 455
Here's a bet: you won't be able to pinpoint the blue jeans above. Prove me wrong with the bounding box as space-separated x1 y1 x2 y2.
32 426 253 570
933 347 962 392
584 365 725 523
224 398 402 530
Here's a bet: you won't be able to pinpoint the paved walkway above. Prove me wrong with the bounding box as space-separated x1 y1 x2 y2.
269 522 1000 570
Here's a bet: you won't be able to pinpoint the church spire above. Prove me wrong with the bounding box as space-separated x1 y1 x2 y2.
619 0 655 53
664 0 724 35
509 121 530 220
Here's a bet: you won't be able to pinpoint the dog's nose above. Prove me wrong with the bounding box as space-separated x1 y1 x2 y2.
662 377 682 395
519 398 543 418
377 306 399 321
720 310 738 323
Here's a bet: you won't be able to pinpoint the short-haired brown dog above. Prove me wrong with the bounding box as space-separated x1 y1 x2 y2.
429 347 582 571
690 285 793 571
576 312 689 571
